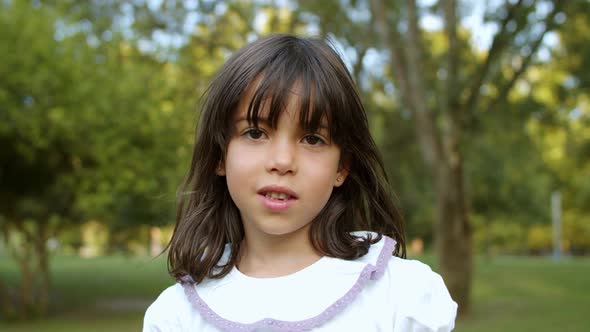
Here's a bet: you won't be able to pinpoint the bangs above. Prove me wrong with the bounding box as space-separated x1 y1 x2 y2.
241 39 351 138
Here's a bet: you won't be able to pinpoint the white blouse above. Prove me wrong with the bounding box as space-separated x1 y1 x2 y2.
143 232 457 331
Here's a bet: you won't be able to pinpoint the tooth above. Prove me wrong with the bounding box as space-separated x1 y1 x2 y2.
264 192 290 200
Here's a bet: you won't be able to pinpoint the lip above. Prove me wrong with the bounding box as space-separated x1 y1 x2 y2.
257 185 298 212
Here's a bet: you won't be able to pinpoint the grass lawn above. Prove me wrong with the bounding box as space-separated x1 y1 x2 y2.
456 256 589 332
1 254 588 331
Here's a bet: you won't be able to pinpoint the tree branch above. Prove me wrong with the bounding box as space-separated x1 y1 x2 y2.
462 0 525 114
352 46 368 85
405 0 428 112
443 0 459 114
370 0 444 168
487 2 563 112
2 223 27 268
404 0 444 167
439 0 463 168
369 0 411 108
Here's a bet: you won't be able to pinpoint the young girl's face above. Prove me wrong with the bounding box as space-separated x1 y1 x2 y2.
217 84 348 242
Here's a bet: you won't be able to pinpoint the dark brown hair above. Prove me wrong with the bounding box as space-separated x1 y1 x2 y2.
167 34 406 283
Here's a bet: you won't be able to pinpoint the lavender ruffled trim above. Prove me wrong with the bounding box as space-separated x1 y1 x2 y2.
180 236 396 332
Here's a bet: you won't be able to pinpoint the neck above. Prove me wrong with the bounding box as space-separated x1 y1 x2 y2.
237 226 322 278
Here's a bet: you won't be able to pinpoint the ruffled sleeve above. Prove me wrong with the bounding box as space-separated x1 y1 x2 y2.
391 258 458 332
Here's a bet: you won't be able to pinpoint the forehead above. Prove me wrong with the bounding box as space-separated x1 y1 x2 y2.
233 76 330 130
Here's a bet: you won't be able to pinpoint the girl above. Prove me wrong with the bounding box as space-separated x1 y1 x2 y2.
144 34 457 331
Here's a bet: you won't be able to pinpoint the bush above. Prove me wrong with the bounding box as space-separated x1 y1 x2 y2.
473 215 528 255
527 224 552 255
564 210 590 255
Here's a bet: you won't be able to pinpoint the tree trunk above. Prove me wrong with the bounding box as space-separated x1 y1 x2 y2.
369 0 473 315
17 253 33 319
5 220 37 319
435 157 472 316
35 223 50 316
0 277 16 320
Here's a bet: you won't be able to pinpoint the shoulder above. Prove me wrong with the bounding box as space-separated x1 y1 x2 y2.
383 256 458 331
143 284 193 332
350 232 457 330
386 255 439 286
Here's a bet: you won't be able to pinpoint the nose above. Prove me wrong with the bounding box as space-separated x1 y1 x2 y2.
266 137 297 175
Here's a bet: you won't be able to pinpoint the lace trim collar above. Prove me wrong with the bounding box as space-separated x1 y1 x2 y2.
179 235 396 332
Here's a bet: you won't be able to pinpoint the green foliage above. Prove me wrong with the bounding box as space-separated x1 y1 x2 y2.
0 0 195 318
472 215 528 255
472 213 590 256
558 1 590 90
377 109 435 242
466 97 555 229
1 0 589 321
0 0 188 232
564 211 590 254
527 224 553 254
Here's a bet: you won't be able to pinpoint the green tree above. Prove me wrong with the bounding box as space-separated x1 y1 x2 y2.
0 1 96 317
0 0 185 317
294 0 566 314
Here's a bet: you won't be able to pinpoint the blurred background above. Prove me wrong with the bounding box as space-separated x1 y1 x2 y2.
0 0 588 331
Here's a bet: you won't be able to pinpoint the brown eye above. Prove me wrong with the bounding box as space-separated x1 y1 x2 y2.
245 129 265 139
303 135 325 145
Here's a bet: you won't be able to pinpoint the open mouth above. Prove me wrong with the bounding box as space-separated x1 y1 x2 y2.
257 185 298 202
262 192 293 201
257 186 298 211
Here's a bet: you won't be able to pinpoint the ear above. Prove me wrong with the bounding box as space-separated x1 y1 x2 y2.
216 160 226 176
334 161 350 187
